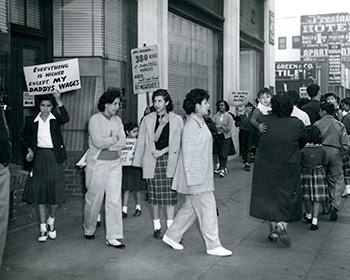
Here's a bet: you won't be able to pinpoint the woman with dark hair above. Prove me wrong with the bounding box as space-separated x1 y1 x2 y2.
133 89 183 239
83 89 126 248
23 90 69 242
162 88 232 256
250 92 308 247
212 100 234 177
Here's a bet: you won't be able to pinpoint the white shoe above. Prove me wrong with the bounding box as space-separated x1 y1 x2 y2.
219 169 225 177
38 231 48 242
47 222 57 240
162 234 184 250
342 190 350 197
206 247 232 257
214 167 221 174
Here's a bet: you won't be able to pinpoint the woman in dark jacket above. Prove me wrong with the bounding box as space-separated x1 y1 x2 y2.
23 90 69 242
250 92 307 247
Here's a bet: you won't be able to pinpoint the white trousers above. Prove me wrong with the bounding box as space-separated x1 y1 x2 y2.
165 191 222 251
83 159 123 240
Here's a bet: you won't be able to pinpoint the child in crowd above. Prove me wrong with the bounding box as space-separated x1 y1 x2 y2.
341 98 350 197
235 102 254 171
324 92 343 121
250 88 272 133
122 122 146 218
300 125 328 230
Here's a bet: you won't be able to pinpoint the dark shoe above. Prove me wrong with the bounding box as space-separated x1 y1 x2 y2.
96 221 101 227
154 229 163 239
311 224 319 231
321 210 329 215
329 207 338 221
133 209 141 217
84 234 95 240
268 233 278 243
244 164 251 172
303 213 312 224
216 208 219 217
275 222 291 247
122 212 127 219
106 240 125 249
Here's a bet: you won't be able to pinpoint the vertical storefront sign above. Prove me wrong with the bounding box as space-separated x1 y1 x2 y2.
131 45 160 94
328 42 342 84
269 10 275 45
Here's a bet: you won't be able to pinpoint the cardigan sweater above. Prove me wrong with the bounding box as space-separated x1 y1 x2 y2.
86 112 126 165
24 106 69 163
132 111 183 179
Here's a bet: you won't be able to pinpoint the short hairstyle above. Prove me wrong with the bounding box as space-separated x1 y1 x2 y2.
97 89 121 112
216 100 230 112
36 94 56 109
183 88 210 115
305 125 323 145
257 88 272 98
320 102 335 115
270 92 293 117
124 122 138 134
288 90 300 106
324 92 339 103
152 89 174 112
306 84 320 98
341 97 350 106
245 102 254 108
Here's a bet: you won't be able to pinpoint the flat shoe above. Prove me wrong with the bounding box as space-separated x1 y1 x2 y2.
329 207 338 221
311 224 319 231
268 233 278 243
84 234 95 240
162 234 184 250
206 247 232 257
133 209 141 217
106 240 125 249
154 229 163 239
275 223 291 247
38 231 48 242
303 213 312 224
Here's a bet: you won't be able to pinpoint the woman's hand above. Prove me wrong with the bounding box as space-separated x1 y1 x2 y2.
152 150 163 158
258 123 267 133
26 148 34 162
53 89 63 107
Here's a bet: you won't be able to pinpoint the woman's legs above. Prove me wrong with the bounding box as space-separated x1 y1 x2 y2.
166 205 175 228
122 191 129 218
311 202 321 230
38 204 46 224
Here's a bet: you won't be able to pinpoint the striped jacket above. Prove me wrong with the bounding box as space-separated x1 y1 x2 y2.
171 113 214 194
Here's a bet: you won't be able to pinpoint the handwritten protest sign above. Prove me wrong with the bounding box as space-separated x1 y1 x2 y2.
120 139 136 166
131 45 160 94
23 58 81 95
227 91 251 106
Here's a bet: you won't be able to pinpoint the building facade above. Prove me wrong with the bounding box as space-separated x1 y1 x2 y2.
1 0 275 227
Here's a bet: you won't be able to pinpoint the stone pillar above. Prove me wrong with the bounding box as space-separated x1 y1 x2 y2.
223 0 240 158
137 0 168 121
264 0 275 91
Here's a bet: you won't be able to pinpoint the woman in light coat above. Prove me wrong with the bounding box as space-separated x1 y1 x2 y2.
133 89 183 239
162 88 232 257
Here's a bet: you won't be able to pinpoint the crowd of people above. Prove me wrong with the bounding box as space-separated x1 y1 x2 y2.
3 82 350 270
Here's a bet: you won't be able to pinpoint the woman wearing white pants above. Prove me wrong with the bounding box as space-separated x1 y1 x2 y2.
83 89 126 248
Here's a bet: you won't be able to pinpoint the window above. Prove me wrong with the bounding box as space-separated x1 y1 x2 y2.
10 0 41 29
292 36 301 49
278 37 286 49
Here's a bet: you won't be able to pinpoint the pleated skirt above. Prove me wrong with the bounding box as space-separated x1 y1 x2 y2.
23 148 65 205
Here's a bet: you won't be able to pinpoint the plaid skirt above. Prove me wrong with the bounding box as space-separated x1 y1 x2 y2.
22 148 65 205
342 151 350 182
301 167 328 202
146 153 177 206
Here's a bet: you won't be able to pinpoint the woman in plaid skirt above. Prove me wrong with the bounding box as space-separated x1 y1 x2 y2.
301 125 328 231
133 89 183 239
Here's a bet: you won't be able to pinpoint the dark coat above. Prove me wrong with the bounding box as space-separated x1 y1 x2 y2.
250 115 307 222
24 106 70 163
0 107 11 165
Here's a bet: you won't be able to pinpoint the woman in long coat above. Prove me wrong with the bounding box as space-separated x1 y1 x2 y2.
250 92 307 247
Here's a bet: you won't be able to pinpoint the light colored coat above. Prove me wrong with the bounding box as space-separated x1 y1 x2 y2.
171 113 214 194
132 111 183 179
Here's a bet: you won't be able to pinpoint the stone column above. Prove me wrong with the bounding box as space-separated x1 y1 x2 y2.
137 0 168 121
264 0 275 91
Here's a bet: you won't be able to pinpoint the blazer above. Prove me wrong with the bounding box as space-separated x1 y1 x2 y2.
24 106 70 163
133 111 183 179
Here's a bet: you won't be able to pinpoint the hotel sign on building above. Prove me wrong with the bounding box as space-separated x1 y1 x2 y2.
300 13 350 61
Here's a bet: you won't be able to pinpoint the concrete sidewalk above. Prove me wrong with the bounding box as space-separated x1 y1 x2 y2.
2 158 350 280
